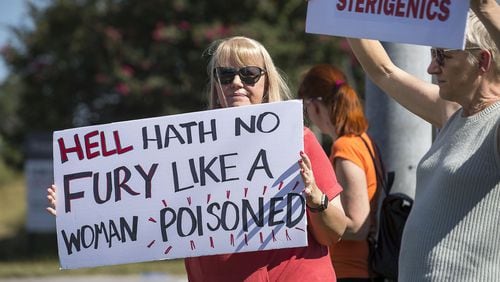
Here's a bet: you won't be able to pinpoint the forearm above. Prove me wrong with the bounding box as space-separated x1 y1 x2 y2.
347 38 393 82
334 159 371 240
308 198 346 246
347 38 453 127
342 217 370 240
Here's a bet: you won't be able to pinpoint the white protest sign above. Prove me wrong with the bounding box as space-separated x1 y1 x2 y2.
306 0 470 49
53 100 307 269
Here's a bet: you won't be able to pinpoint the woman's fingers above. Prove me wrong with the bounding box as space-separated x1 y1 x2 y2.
299 150 312 168
299 151 315 185
46 184 57 216
299 151 321 206
46 206 56 216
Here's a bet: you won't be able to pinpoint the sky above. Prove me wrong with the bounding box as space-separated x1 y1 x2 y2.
0 0 43 82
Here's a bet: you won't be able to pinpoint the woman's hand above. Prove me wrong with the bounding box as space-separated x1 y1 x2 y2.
299 151 324 209
298 150 346 245
46 184 57 216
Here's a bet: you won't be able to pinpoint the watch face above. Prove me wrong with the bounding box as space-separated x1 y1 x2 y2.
321 194 328 210
307 194 329 213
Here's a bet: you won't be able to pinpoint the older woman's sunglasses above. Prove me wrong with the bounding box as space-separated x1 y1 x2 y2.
430 47 482 66
213 66 266 85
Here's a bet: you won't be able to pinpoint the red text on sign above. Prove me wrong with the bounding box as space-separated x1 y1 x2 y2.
58 130 133 163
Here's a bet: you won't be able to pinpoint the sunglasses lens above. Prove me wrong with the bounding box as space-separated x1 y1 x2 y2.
215 67 237 84
431 48 445 66
239 66 263 84
214 66 264 85
436 49 445 66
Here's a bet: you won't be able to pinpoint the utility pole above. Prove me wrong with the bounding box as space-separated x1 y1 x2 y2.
365 42 432 198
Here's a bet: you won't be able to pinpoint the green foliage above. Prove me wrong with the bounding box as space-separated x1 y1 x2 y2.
0 0 360 168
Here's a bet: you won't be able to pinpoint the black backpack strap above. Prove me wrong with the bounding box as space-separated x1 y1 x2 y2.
360 134 384 279
360 134 390 196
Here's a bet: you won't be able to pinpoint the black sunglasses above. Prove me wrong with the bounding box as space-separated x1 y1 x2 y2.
430 47 482 66
213 66 266 85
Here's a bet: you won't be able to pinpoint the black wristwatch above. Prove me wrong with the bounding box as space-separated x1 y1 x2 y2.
306 193 329 213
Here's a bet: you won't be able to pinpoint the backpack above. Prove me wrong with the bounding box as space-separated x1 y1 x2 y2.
360 135 413 280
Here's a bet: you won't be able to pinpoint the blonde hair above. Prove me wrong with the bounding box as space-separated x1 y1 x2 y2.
205 36 292 109
466 11 499 73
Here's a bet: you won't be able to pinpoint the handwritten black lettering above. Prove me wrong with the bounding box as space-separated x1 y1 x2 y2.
63 164 159 213
172 153 239 192
61 216 138 255
235 112 280 136
142 119 218 150
159 193 305 242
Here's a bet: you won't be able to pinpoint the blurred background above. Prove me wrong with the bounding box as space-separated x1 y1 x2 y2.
0 0 360 280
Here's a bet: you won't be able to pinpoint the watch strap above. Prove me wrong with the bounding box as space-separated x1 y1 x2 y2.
306 193 329 213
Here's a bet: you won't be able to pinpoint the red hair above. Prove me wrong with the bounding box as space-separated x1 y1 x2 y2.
298 64 368 136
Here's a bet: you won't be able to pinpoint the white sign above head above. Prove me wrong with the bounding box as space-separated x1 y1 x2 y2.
53 100 307 269
306 0 470 49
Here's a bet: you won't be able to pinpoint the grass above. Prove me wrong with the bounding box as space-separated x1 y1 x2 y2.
0 169 186 278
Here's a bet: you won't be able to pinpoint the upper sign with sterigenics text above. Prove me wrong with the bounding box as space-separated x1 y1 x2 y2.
53 100 307 269
306 0 470 49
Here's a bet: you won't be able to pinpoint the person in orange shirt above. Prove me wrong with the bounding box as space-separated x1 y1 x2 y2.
298 64 382 282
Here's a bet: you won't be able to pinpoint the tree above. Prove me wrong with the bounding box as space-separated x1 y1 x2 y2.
0 0 357 168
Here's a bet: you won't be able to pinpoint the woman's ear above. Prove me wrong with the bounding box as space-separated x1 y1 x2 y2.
478 50 492 72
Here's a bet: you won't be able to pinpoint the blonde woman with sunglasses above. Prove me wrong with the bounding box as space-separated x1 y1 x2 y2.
183 35 347 282
48 36 347 281
344 1 500 281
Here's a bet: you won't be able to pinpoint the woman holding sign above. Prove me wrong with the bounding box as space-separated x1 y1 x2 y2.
345 1 500 281
187 36 346 281
48 36 347 281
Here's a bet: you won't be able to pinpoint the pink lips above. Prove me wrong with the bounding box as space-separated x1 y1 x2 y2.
232 91 247 96
227 92 248 99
